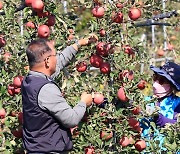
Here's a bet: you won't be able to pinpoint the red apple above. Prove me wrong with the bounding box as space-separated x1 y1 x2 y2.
37 11 46 18
117 87 129 102
99 29 106 37
0 1 3 9
7 84 21 95
90 54 103 68
128 118 140 129
137 80 146 90
93 93 104 105
112 11 123 23
46 15 56 26
118 70 134 81
96 42 109 57
134 126 142 133
25 0 33 7
91 6 105 18
105 43 114 54
0 108 6 119
38 25 50 38
100 62 111 74
85 146 95 154
13 75 24 88
14 88 21 94
25 21 35 29
123 45 134 55
128 70 134 80
119 136 130 147
42 11 50 17
76 61 87 72
7 84 16 96
128 8 141 21
32 0 44 12
132 107 141 115
135 140 146 152
100 131 113 141
118 70 129 80
18 112 23 124
0 36 6 47
11 127 23 138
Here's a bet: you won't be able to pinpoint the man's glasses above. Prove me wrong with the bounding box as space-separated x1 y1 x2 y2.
153 73 168 85
44 54 56 61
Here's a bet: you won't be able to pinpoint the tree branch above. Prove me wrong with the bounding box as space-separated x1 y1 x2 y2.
0 1 26 15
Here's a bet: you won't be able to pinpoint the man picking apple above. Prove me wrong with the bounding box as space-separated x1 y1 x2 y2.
21 35 98 154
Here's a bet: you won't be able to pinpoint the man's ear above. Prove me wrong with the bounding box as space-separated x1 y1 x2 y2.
44 57 50 68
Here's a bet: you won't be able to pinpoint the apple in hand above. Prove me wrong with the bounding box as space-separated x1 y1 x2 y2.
93 93 104 105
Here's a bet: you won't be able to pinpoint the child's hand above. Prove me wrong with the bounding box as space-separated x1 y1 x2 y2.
145 105 160 116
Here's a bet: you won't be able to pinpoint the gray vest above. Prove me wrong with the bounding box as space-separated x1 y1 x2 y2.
21 74 73 153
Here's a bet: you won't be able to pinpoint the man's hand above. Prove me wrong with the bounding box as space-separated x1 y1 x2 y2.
79 34 98 46
80 92 93 107
72 34 98 50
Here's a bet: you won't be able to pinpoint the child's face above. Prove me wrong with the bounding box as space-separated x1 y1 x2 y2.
152 73 173 98
153 73 170 85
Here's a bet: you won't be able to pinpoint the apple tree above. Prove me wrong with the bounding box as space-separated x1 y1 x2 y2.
0 0 180 153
